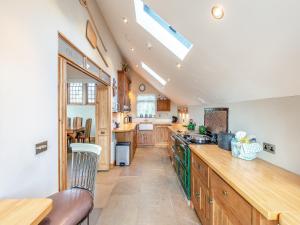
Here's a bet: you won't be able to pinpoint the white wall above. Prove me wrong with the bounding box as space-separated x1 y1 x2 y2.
0 0 123 198
67 105 96 136
187 96 300 175
128 70 178 119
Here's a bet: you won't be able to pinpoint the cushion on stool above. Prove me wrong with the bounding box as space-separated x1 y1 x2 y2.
39 188 93 225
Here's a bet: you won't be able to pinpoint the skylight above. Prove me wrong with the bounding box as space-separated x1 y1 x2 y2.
134 0 193 60
141 62 167 86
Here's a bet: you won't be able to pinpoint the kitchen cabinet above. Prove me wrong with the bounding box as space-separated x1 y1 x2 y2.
154 124 170 147
210 170 252 225
157 99 171 111
118 70 131 112
190 151 277 225
191 155 210 225
137 130 154 146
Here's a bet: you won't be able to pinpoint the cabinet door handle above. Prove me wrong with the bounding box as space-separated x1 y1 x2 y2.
222 190 228 197
208 197 213 204
197 164 201 170
195 192 200 198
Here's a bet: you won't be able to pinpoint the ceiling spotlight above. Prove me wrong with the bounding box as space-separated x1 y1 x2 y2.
122 17 128 23
211 5 224 19
176 63 182 69
167 78 171 82
130 47 134 52
135 64 139 68
146 42 152 49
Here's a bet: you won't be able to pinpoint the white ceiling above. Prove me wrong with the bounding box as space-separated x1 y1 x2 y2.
96 0 300 105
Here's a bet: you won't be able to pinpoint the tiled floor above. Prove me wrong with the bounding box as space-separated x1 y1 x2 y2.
88 147 200 225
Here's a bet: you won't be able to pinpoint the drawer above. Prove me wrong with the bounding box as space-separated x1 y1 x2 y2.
210 170 252 225
191 153 209 188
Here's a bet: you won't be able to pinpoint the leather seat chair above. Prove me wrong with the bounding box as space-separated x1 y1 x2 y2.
40 145 101 225
39 189 93 225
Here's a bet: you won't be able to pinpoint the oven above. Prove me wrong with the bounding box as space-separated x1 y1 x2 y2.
172 134 191 200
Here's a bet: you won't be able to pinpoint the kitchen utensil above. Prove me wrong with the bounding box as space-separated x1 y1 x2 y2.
218 132 235 151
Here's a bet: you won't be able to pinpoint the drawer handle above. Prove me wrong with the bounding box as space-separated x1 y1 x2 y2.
222 190 228 197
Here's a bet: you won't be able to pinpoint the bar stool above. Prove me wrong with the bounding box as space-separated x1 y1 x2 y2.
39 144 101 225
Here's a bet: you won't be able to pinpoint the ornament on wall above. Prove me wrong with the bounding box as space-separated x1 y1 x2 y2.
85 20 109 68
81 0 109 67
122 63 129 72
139 83 146 92
113 78 117 97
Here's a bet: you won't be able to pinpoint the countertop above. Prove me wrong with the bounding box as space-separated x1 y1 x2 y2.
113 123 137 133
168 124 188 133
113 122 173 133
189 144 300 221
0 199 53 225
279 213 300 225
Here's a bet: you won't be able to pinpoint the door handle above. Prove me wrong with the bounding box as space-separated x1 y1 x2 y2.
222 190 228 197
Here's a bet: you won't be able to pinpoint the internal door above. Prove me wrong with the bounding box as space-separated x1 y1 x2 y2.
95 85 111 170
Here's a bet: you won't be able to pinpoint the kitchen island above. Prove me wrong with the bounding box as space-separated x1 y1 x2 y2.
189 144 300 225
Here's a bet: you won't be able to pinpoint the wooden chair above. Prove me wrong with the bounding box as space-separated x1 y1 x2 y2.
78 119 92 143
73 117 83 129
67 117 72 129
39 144 101 225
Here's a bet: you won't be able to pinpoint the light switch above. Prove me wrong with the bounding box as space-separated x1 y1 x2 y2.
36 141 48 155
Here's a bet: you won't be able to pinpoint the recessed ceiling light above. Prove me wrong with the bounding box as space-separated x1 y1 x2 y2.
130 47 135 52
146 42 152 49
122 17 128 23
211 5 224 19
135 64 139 68
176 63 182 69
167 78 171 82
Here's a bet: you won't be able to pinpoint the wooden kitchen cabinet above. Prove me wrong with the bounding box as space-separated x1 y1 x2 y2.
191 153 210 225
190 151 275 225
118 70 131 112
154 124 170 147
157 99 171 111
137 130 154 146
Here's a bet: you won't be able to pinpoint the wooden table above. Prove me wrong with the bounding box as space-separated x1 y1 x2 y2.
67 127 85 136
0 199 52 225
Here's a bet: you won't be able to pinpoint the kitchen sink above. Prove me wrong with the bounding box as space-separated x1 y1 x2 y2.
138 123 154 131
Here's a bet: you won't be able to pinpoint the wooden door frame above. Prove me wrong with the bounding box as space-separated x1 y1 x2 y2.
58 55 111 191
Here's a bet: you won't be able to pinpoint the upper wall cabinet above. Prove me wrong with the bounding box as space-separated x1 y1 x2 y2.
157 99 171 111
118 70 131 112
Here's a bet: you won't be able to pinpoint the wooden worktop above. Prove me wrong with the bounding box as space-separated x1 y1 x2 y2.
168 124 188 133
113 123 137 133
189 144 300 221
279 213 300 225
0 199 52 225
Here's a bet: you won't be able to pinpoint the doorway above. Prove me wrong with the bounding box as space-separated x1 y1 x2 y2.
58 54 111 191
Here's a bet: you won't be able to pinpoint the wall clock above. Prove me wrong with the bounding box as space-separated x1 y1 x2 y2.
139 83 146 92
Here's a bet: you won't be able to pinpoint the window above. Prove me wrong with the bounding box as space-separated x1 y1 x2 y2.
87 83 96 104
137 95 156 117
68 83 83 104
68 82 96 104
141 62 166 86
134 0 193 60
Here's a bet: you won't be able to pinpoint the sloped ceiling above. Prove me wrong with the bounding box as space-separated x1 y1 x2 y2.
96 0 300 105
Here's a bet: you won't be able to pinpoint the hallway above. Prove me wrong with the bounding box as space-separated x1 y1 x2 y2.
91 147 200 225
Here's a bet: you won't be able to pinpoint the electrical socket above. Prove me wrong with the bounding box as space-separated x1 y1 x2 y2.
263 142 276 154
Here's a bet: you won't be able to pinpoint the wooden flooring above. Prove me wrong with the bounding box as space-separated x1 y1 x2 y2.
85 147 200 225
